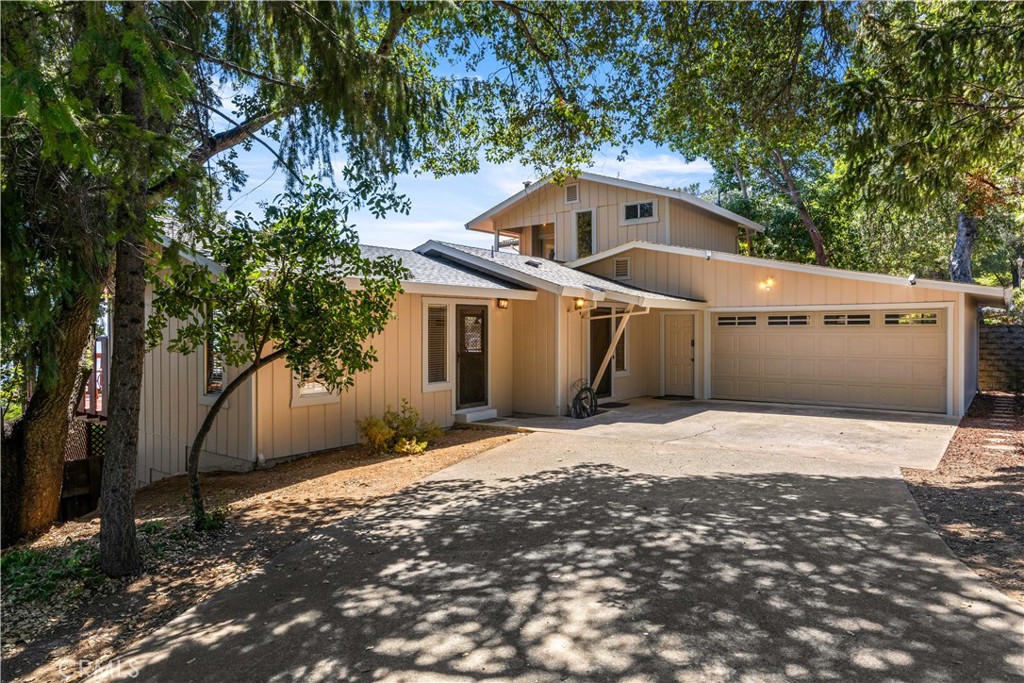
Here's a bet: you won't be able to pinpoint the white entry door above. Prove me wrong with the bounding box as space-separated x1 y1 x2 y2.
664 314 695 397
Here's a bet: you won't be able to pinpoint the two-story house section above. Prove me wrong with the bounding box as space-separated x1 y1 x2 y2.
464 172 764 260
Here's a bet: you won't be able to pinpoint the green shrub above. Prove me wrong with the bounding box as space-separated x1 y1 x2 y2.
394 437 427 455
186 496 230 532
356 416 395 455
357 400 442 455
1 544 101 604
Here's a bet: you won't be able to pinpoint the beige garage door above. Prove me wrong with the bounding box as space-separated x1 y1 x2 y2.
712 310 947 413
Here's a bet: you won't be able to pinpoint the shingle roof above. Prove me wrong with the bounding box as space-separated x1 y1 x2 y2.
359 245 526 291
416 241 702 304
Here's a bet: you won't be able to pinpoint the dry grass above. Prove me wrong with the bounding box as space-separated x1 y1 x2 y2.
1 427 522 682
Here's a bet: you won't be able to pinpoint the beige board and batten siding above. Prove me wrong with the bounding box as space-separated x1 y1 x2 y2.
139 288 254 485
581 248 969 414
254 293 514 463
669 199 741 254
489 180 739 261
511 291 560 415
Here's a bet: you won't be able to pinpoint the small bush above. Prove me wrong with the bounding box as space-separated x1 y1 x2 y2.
356 416 395 455
357 400 442 455
393 437 427 455
1 544 101 604
186 496 230 532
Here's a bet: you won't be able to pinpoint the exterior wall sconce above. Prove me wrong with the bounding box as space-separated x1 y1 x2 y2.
573 297 586 310
496 298 509 309
758 277 775 292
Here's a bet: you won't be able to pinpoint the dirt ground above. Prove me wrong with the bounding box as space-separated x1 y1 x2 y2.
1 427 522 683
903 393 1024 605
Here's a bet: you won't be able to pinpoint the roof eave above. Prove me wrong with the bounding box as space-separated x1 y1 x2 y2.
569 241 1010 301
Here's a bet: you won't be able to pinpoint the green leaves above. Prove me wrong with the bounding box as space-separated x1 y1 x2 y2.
150 181 409 396
836 1 1024 215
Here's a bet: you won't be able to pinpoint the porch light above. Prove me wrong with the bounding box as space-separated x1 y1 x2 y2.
573 297 586 310
758 277 775 292
496 298 509 309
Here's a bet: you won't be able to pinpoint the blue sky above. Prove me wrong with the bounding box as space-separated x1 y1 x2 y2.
220 144 716 250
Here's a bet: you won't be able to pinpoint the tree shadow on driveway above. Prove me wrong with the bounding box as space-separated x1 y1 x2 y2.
125 463 1024 682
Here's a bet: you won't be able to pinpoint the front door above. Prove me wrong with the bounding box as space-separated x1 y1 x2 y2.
590 309 612 398
456 305 487 409
664 314 695 397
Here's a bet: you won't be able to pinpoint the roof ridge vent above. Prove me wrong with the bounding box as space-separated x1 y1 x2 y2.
525 259 542 268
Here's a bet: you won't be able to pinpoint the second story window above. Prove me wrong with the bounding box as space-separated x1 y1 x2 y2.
621 200 657 225
576 210 593 259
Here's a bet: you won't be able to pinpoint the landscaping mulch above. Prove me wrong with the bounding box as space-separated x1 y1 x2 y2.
1 427 521 683
903 392 1024 606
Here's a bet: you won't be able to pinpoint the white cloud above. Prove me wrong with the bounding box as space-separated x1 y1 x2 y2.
587 152 715 190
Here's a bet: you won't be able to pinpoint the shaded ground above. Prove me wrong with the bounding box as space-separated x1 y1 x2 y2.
1 428 520 682
904 392 1024 606
124 432 1024 683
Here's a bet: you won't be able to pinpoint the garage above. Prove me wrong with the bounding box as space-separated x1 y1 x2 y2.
711 309 948 413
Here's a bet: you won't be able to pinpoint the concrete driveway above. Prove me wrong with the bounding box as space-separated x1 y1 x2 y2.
493 398 961 470
125 407 1023 683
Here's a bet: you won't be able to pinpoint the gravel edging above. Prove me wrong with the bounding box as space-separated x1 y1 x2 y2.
902 393 1024 605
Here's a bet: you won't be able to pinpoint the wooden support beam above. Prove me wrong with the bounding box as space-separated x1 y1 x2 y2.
591 303 637 393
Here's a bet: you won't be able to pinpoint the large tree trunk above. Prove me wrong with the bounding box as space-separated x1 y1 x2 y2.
186 349 284 526
100 236 147 575
770 150 828 267
732 160 755 257
99 1 149 577
950 211 978 283
1 291 100 546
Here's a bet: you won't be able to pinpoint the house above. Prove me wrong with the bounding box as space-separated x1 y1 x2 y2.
137 172 1009 484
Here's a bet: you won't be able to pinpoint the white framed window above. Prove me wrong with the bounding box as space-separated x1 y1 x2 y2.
291 376 338 408
612 257 631 280
613 311 629 375
425 304 449 388
198 306 227 407
575 209 595 259
565 183 580 204
620 200 657 225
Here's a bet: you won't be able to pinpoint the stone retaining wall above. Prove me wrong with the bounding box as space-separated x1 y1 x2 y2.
979 324 1024 393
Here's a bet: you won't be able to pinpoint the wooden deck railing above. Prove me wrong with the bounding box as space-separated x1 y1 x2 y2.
77 335 108 420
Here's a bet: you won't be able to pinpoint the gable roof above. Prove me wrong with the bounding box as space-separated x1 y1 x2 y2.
465 171 764 233
568 240 1010 305
414 241 704 309
355 245 535 299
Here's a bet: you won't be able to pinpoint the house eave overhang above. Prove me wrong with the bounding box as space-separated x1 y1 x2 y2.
342 277 537 300
415 241 704 308
465 171 765 233
568 241 1010 305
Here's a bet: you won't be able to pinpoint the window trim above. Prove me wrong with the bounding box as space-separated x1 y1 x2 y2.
716 314 758 327
424 303 450 391
290 376 339 408
197 337 227 408
422 297 497 414
565 183 580 204
612 257 632 281
613 308 630 376
619 199 658 226
574 208 596 260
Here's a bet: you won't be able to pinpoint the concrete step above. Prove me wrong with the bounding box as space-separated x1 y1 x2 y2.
455 408 499 424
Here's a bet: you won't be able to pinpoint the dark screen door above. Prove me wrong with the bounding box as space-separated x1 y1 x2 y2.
590 310 612 398
456 305 488 409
